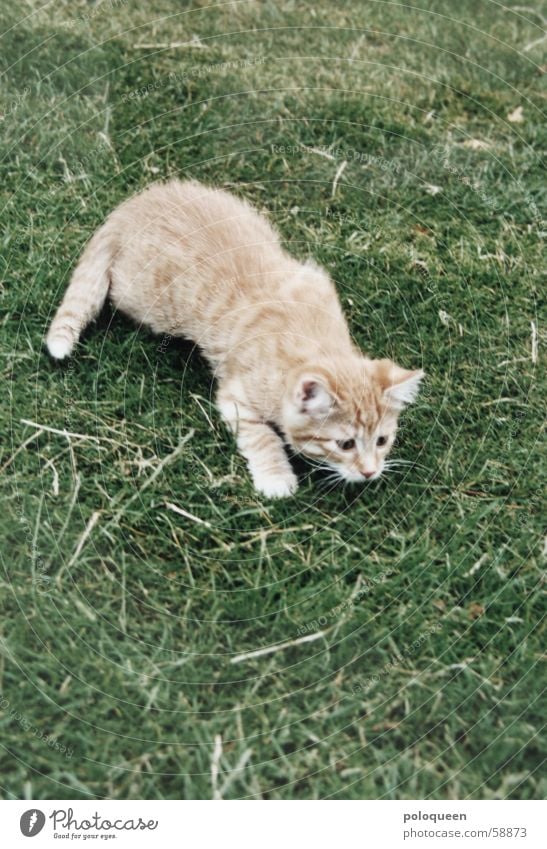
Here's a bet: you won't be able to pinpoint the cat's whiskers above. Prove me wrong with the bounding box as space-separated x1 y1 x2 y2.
384 458 427 472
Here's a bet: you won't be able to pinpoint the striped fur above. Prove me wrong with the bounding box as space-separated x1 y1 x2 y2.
46 221 115 360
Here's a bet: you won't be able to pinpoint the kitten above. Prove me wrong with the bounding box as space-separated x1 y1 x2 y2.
47 179 423 497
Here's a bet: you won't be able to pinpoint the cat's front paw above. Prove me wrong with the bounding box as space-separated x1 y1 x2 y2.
253 470 298 499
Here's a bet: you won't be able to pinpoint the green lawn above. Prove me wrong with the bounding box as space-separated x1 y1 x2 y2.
0 0 545 799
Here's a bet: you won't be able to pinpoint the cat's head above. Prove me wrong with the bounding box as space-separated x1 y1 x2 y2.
282 357 424 483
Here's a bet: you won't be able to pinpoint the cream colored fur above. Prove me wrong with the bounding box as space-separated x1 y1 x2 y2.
47 179 423 497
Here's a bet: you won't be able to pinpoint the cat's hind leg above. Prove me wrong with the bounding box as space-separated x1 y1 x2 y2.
216 383 298 498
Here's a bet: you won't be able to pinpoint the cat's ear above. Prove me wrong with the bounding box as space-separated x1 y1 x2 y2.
385 368 424 408
369 359 424 409
295 374 335 417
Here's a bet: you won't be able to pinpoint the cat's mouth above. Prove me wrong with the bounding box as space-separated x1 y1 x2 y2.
294 452 385 485
325 465 383 484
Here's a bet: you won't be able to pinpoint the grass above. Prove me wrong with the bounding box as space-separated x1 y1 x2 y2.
0 0 545 800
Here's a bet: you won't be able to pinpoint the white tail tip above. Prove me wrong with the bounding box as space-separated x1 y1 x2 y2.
47 335 74 360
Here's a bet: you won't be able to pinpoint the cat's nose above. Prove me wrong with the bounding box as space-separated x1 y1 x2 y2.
362 470 376 479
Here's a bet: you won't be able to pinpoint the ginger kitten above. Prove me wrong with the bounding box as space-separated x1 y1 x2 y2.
47 179 423 497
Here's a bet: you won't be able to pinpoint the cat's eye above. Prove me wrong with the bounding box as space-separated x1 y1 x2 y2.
376 436 387 447
337 439 356 451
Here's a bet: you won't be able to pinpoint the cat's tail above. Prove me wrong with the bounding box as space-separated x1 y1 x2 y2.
46 220 116 360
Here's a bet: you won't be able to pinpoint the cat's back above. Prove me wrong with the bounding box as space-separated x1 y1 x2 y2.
108 178 301 343
114 178 281 257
